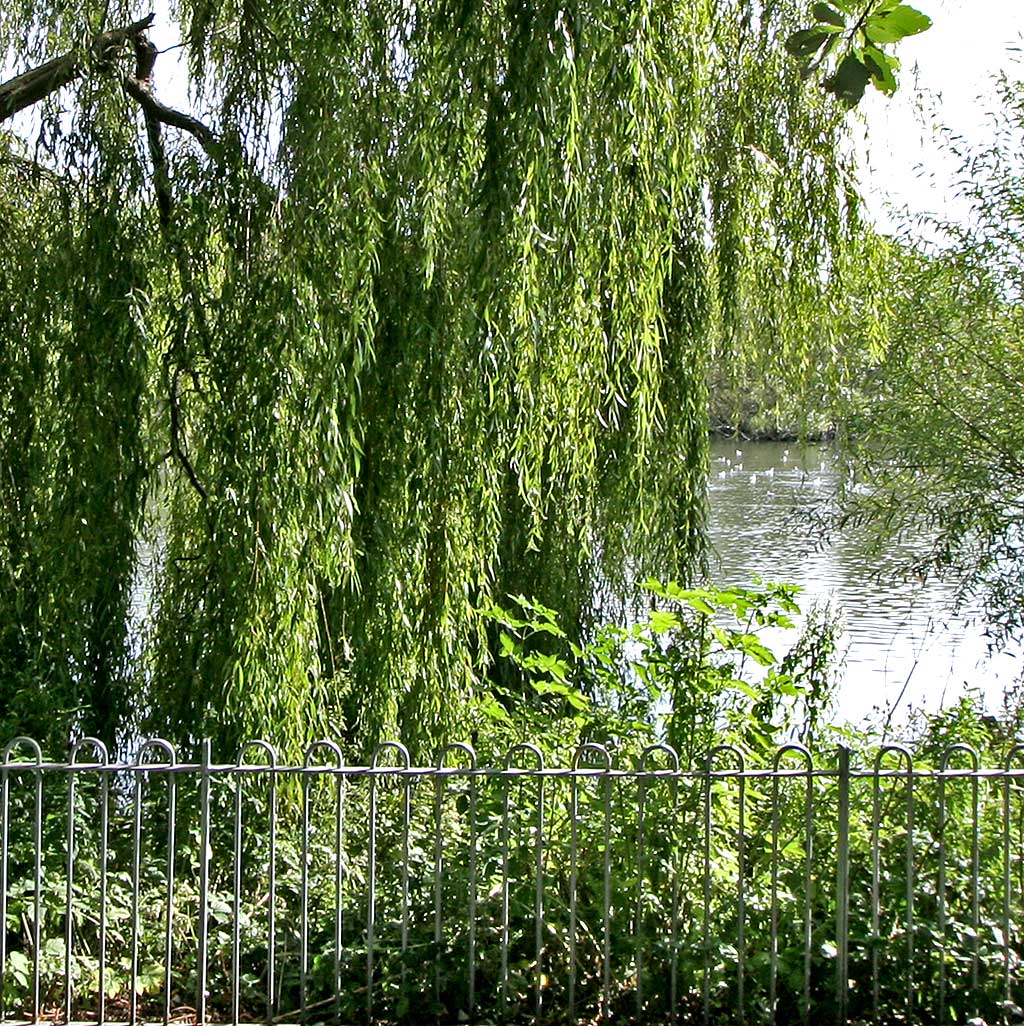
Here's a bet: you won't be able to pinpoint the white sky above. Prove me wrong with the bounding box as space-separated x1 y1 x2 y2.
857 0 1024 232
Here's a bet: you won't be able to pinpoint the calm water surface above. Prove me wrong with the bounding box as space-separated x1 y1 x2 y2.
706 439 1022 728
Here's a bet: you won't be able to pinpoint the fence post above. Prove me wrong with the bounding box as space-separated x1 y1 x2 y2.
835 745 851 1026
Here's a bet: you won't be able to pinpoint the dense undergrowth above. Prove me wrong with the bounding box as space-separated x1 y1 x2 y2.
2 583 1021 1024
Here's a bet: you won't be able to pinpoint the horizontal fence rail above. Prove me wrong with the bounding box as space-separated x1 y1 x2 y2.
0 737 1023 1024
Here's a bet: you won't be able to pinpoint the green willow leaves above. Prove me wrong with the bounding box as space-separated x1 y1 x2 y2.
1 0 876 758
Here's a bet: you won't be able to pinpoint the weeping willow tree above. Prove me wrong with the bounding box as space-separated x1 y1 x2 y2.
0 0 876 758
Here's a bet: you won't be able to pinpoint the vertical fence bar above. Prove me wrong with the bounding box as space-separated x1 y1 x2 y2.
770 759 781 1026
433 764 445 1014
1004 746 1024 1011
301 741 344 1022
1 741 42 1023
129 740 176 1026
233 754 244 1026
802 751 814 1026
367 760 377 1025
903 752 914 1025
704 747 744 1026
66 739 109 1026
129 759 142 1026
233 742 278 1026
64 751 75 1026
267 752 278 1023
769 745 812 1026
31 747 41 1023
366 743 410 1024
568 744 611 1022
532 755 546 1021
1 741 46 1025
300 754 311 1018
467 753 478 1020
163 745 178 1026
402 755 414 1001
870 746 913 1025
937 750 949 1026
601 751 613 1023
669 758 680 1023
568 758 580 1022
635 760 646 1019
937 745 980 1025
969 757 981 1003
835 745 851 1026
637 745 680 1022
702 753 712 1026
870 756 881 1024
197 739 212 1025
400 753 412 1003
499 761 511 1013
504 744 546 1020
97 744 111 1026
0 752 7 1023
434 744 476 1018
334 754 346 1026
736 755 746 1026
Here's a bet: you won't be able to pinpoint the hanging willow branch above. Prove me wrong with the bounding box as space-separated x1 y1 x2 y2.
0 0 881 761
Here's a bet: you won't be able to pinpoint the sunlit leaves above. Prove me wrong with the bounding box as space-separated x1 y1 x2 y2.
0 0 871 758
786 0 932 107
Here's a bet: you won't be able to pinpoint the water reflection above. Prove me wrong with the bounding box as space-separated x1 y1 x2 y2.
706 439 1021 728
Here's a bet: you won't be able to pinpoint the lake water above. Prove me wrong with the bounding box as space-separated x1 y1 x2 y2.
706 439 1022 729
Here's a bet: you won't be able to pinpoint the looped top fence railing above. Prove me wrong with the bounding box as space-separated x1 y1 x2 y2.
0 738 1022 1025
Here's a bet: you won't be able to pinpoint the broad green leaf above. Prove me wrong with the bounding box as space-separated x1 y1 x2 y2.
531 680 590 710
731 679 760 700
863 45 899 94
825 53 873 106
864 5 932 44
785 28 831 59
478 696 510 721
680 594 716 616
732 633 777 666
648 609 680 633
812 3 846 28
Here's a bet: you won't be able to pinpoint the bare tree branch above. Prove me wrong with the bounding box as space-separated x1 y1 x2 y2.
120 74 219 158
0 14 155 122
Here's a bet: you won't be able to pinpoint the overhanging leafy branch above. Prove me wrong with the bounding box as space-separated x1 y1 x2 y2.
787 0 932 107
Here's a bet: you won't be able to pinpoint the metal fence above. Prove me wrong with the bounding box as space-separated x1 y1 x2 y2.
1 735 1023 1025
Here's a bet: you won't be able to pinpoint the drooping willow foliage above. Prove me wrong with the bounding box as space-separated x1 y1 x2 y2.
0 0 877 758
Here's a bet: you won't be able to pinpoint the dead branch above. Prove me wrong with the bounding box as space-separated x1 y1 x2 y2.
120 74 219 158
0 14 155 122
